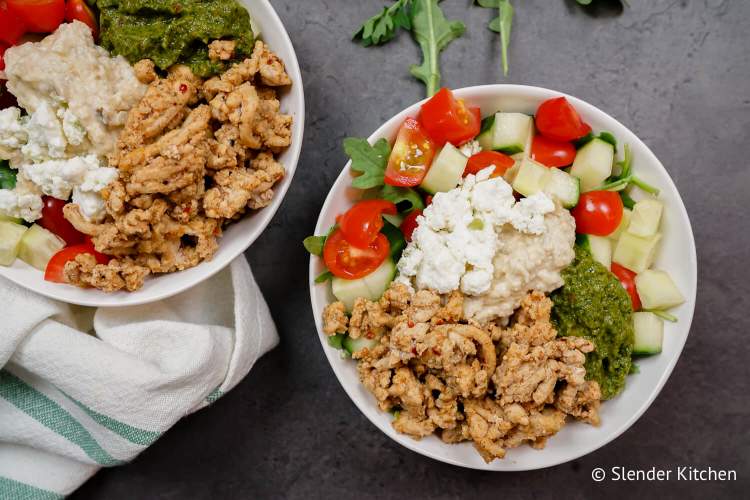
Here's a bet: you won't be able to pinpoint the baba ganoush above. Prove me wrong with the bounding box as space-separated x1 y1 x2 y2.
309 88 685 462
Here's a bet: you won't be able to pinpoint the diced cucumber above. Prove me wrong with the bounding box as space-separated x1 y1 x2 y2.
0 214 23 224
633 312 664 355
476 114 496 152
419 143 468 194
502 161 521 185
477 112 533 155
512 157 549 197
382 213 404 228
544 168 580 208
17 224 65 271
0 220 28 266
343 334 381 355
628 199 663 237
331 258 396 311
578 234 612 269
612 231 661 273
634 269 685 310
570 138 614 192
608 208 632 240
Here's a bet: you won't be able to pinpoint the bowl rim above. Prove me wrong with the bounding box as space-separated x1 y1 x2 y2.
308 83 697 470
0 0 305 308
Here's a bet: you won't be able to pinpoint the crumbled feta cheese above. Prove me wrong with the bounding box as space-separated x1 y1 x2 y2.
18 155 117 221
0 108 28 160
21 102 68 162
0 174 43 222
59 107 86 146
397 172 555 296
459 139 482 157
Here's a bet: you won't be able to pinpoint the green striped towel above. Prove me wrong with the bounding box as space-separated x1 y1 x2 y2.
0 257 278 498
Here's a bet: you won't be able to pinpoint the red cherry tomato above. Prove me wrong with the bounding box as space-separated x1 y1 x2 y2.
400 209 422 242
323 229 390 279
611 263 642 311
337 199 396 249
424 195 433 206
7 0 65 34
38 197 85 245
571 191 624 236
530 134 577 167
384 117 436 187
418 88 481 146
0 44 7 72
65 0 98 39
0 4 26 44
44 243 109 284
464 150 515 177
535 97 592 142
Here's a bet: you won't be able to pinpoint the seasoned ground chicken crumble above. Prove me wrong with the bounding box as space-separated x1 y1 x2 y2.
323 284 601 462
61 41 292 292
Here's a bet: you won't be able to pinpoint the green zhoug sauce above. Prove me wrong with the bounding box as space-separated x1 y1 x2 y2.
550 246 635 399
96 0 255 77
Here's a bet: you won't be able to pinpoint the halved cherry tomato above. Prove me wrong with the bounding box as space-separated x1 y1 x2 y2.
0 4 26 44
0 44 7 72
535 97 592 142
337 199 396 249
418 88 481 146
610 263 641 311
384 117 436 187
530 134 576 168
65 0 98 39
7 0 64 34
464 150 515 177
38 196 85 245
44 243 109 283
571 191 623 236
400 209 422 242
323 228 389 279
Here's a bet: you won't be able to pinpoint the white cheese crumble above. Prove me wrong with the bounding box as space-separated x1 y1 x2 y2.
397 167 555 296
0 174 43 222
458 139 482 157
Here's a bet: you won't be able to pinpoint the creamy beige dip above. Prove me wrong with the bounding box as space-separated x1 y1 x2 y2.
4 21 146 156
463 205 576 323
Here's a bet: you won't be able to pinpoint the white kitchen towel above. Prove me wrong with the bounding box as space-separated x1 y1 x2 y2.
0 257 278 499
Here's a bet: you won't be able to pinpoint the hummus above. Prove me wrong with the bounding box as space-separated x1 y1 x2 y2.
4 21 146 156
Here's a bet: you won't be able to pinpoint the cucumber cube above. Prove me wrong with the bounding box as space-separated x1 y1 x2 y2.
608 208 632 240
512 158 549 197
612 231 661 273
0 220 28 266
570 138 614 192
0 214 23 224
478 112 533 155
635 269 685 310
544 167 580 208
579 234 612 269
420 143 468 194
18 224 65 271
633 312 664 355
628 199 663 237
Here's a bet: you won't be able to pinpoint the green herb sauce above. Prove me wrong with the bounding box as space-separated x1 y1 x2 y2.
550 246 634 399
96 0 255 77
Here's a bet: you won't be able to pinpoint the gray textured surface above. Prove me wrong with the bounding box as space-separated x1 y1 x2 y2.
73 0 749 498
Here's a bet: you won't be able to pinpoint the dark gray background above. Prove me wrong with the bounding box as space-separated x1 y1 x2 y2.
73 0 749 498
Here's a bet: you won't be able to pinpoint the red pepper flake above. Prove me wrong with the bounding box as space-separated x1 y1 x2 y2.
432 347 442 355
183 205 191 213
179 83 188 93
435 319 444 325
366 331 375 339
411 347 417 355
408 320 415 328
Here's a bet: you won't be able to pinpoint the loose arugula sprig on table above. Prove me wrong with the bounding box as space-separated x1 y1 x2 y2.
474 0 514 76
353 0 465 97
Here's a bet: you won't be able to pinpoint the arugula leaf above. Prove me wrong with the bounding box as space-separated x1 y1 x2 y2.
629 362 640 374
380 184 425 212
315 271 334 284
327 333 345 349
303 235 326 256
409 0 466 97
0 161 16 190
344 137 391 189
620 191 636 210
598 144 660 195
381 220 407 261
598 131 618 152
353 0 413 47
476 0 514 77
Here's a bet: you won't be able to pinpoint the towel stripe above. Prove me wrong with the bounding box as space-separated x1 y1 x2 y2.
0 371 121 466
0 477 62 500
61 392 162 446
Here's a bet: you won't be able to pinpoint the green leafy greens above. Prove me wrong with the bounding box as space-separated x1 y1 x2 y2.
352 0 465 97
475 0 514 76
0 161 16 190
598 144 660 196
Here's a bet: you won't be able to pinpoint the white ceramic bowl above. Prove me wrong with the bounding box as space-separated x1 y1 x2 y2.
309 85 697 470
0 0 304 307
